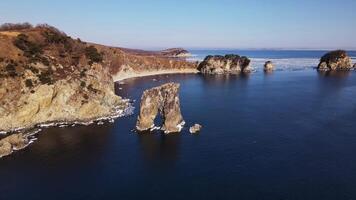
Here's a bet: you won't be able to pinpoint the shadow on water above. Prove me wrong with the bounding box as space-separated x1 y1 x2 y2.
0 124 114 168
200 73 250 85
136 132 181 167
317 70 351 78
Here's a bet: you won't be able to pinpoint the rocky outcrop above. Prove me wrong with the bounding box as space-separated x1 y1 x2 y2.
264 61 274 72
160 48 192 57
0 133 29 158
0 63 128 133
136 83 185 134
198 54 251 74
317 50 353 71
189 124 202 134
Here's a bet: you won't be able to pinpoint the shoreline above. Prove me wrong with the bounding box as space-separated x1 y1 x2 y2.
113 69 200 82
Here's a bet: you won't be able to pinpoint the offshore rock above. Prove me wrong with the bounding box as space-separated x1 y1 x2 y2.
198 54 251 74
136 83 185 134
189 124 202 134
317 50 352 71
264 61 274 72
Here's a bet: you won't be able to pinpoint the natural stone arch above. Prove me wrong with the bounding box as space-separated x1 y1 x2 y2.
136 83 185 133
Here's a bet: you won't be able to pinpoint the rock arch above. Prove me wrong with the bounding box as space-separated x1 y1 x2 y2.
136 83 185 133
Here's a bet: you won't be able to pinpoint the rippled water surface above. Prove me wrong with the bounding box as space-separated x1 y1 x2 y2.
1 69 356 200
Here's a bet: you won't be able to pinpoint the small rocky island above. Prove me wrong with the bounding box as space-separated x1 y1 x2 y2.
136 83 185 134
264 61 274 72
198 54 251 74
317 50 354 71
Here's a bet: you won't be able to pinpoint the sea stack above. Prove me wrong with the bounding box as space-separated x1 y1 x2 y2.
189 124 202 134
136 83 185 134
317 50 352 71
198 54 251 74
264 61 274 72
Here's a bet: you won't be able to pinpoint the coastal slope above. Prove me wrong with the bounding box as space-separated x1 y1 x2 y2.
0 23 197 133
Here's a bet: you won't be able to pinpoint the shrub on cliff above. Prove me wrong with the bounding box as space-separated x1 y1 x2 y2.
85 46 103 64
0 23 33 31
13 34 43 58
320 50 347 63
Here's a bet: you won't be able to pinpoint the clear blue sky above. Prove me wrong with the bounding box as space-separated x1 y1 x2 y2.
1 0 356 50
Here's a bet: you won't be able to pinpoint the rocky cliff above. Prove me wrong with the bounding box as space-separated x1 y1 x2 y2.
317 50 353 71
198 54 251 74
0 23 196 134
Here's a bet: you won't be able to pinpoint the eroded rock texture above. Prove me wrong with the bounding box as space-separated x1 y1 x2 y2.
0 133 29 158
136 83 185 133
198 54 251 74
317 50 353 71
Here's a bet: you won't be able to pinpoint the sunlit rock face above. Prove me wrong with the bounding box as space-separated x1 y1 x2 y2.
136 83 185 134
198 54 251 74
0 64 127 133
0 133 29 158
317 50 353 71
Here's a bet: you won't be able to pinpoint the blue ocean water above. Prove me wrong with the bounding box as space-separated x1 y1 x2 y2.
1 50 356 200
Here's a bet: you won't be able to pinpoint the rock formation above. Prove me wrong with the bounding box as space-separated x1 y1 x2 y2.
0 24 129 133
160 48 192 57
136 83 185 134
0 64 128 132
198 54 251 74
264 61 274 72
0 133 29 158
189 124 202 134
317 50 353 71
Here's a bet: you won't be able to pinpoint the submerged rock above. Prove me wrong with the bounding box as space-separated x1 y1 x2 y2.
317 50 352 71
0 133 29 158
264 61 274 72
189 124 202 134
136 83 185 134
198 54 251 74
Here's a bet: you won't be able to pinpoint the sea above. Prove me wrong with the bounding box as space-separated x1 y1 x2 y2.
1 50 356 200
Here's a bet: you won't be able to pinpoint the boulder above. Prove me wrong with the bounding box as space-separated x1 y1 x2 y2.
198 54 251 74
317 50 352 71
189 124 202 134
264 61 274 72
136 83 185 134
0 133 29 158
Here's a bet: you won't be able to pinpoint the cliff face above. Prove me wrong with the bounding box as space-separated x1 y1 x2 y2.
94 45 198 81
0 63 127 132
